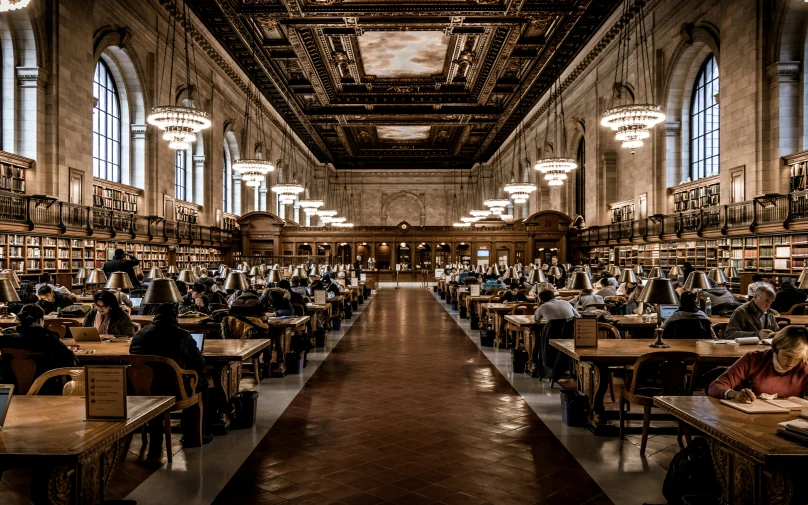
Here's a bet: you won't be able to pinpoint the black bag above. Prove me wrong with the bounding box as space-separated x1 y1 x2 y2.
662 437 722 505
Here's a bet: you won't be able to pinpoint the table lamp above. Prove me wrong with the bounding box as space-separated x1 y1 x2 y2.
192 266 203 278
0 271 18 291
619 269 639 285
798 275 808 291
527 269 547 284
633 265 645 277
105 272 133 291
266 269 282 286
224 271 250 291
177 269 195 284
492 264 502 277
568 272 593 290
683 271 711 291
166 266 178 275
608 265 621 277
582 265 593 280
147 267 164 280
639 277 679 348
322 265 332 275
74 267 87 284
142 278 183 305
133 266 143 278
85 269 108 293
723 266 739 280
668 265 681 280
648 267 666 279
501 267 515 282
708 268 728 285
0 278 20 316
220 267 231 280
249 266 261 277
547 266 562 279
310 264 322 277
292 267 305 279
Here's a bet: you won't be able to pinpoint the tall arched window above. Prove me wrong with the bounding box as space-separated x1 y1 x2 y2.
221 147 228 214
690 55 719 180
175 149 187 201
575 139 585 217
93 60 122 182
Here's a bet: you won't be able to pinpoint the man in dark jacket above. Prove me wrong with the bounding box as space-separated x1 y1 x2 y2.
130 303 211 453
36 285 74 314
102 248 141 288
772 282 808 314
181 283 211 314
202 278 226 306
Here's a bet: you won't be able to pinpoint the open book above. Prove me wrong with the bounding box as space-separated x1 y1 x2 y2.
719 397 808 413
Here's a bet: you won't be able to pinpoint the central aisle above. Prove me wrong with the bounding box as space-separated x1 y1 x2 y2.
215 286 612 505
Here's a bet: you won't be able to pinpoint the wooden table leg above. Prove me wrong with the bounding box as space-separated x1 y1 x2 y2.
525 329 537 375
576 360 618 436
31 440 123 505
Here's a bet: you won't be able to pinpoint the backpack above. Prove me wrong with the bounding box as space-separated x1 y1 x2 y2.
60 304 90 317
662 437 722 505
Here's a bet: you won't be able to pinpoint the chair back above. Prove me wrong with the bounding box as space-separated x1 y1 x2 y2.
628 351 700 398
711 322 728 339
117 355 197 401
0 348 45 394
27 367 85 395
785 303 808 315
663 318 714 340
44 323 67 339
291 303 306 317
46 318 81 328
209 303 228 312
510 303 539 315
597 323 621 340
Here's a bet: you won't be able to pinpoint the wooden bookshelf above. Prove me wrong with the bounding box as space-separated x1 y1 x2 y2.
610 200 634 223
0 151 32 194
176 203 199 224
92 179 140 213
670 176 720 213
175 245 222 271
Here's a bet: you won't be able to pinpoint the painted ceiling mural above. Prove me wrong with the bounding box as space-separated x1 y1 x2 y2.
187 0 622 170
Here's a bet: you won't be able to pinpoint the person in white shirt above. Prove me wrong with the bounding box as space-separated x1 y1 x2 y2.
747 274 772 298
529 282 557 297
534 290 580 321
572 288 605 312
594 278 617 298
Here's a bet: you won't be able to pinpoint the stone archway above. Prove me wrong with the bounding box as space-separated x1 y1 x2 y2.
381 190 426 226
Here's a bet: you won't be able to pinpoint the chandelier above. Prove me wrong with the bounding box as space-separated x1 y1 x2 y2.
0 0 31 12
272 183 304 205
504 182 536 204
600 0 665 154
332 222 354 228
534 80 576 185
484 198 510 215
453 222 472 227
470 209 490 218
504 65 538 202
299 199 324 215
233 159 274 188
460 217 479 223
329 216 347 224
544 171 568 186
318 209 337 224
148 1 210 150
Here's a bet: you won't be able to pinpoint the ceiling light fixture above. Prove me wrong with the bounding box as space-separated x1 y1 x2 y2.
0 0 32 12
272 183 305 205
453 222 472 227
470 209 490 218
299 199 324 215
484 198 510 216
534 80 576 185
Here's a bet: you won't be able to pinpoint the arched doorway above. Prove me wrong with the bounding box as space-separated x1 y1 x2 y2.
336 243 352 265
317 244 332 263
297 243 313 257
357 243 372 265
456 243 471 268
396 242 411 269
416 243 432 269
435 243 451 267
376 242 391 269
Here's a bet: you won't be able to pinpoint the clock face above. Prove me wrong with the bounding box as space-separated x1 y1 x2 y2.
402 224 408 230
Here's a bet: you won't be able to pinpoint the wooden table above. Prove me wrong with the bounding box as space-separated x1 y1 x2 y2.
504 315 543 373
306 303 333 335
654 395 808 504
263 316 310 376
466 295 494 329
551 338 768 435
0 315 223 333
0 395 174 505
482 303 525 347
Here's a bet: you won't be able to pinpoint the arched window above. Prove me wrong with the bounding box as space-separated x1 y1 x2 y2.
223 147 229 214
175 149 187 201
93 60 122 182
690 55 719 180
575 139 585 217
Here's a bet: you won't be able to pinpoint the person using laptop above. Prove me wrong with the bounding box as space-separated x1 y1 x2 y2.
661 291 711 339
0 304 77 393
130 303 212 454
81 291 135 336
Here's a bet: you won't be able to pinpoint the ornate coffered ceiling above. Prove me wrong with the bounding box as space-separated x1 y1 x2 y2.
188 0 620 169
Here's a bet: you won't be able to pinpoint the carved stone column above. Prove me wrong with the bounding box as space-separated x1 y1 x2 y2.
767 61 801 194
233 173 243 216
193 155 205 207
131 124 147 190
16 67 49 194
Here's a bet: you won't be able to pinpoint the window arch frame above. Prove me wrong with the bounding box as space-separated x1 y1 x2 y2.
689 54 720 181
575 138 586 218
175 148 187 201
92 59 123 183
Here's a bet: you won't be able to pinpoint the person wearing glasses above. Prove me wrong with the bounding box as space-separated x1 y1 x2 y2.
82 290 135 336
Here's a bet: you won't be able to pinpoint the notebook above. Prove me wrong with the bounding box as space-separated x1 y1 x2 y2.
69 327 102 342
720 398 790 413
0 384 13 430
190 332 205 352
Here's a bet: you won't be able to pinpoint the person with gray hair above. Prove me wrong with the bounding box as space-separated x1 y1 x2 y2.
725 284 779 341
572 288 604 312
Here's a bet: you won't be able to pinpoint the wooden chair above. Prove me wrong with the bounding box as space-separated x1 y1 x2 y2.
47 318 81 328
209 303 228 312
711 322 728 339
291 303 306 317
0 349 44 394
619 351 700 454
44 323 67 339
27 367 85 395
784 303 808 315
117 355 203 460
598 323 622 402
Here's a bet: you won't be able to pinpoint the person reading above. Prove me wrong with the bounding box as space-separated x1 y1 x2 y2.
724 285 779 341
81 290 135 336
708 325 808 402
533 290 579 321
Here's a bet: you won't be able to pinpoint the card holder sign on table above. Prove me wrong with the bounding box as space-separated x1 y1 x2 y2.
470 284 481 296
574 317 599 347
85 365 128 421
314 290 327 305
396 264 402 271
435 269 444 279
351 278 359 287
360 274 366 281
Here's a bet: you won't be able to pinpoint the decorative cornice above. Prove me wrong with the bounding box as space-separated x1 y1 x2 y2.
665 121 682 137
130 124 147 139
16 66 48 89
767 61 801 87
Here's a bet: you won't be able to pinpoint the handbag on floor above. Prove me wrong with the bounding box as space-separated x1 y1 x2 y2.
662 437 722 505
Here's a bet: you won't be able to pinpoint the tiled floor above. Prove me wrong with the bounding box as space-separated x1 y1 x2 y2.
214 286 613 505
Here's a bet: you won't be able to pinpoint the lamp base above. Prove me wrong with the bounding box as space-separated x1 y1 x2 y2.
649 341 670 349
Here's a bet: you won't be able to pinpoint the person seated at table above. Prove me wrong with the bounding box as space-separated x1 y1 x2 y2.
36 285 74 315
499 282 528 303
771 282 808 314
528 280 557 297
0 304 78 393
212 276 227 295
482 275 506 293
725 285 779 341
661 291 711 338
82 290 135 336
698 280 736 308
9 281 38 314
202 278 226 306
594 278 617 298
572 287 604 312
35 273 75 299
533 290 580 322
264 288 294 316
617 279 638 297
290 276 309 297
278 279 309 305
708 325 808 401
458 269 470 285
625 284 650 315
139 280 187 316
747 273 772 299
181 283 211 315
322 274 341 298
228 292 265 318
129 303 213 453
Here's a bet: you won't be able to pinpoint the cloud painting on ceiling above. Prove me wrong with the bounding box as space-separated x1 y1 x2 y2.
376 126 431 141
358 31 449 77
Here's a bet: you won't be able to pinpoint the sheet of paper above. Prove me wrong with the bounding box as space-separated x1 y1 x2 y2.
720 399 789 414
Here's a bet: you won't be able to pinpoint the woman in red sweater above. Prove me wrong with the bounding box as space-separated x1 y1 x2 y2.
708 325 808 402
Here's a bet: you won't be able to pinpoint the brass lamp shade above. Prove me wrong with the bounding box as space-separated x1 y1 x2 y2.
86 269 108 285
607 265 621 277
583 265 593 279
310 264 322 277
192 266 203 277
492 264 502 277
0 271 19 290
249 266 262 277
74 267 87 281
224 272 250 291
569 272 593 290
0 279 20 302
723 266 739 279
527 269 547 284
639 278 679 305
501 267 515 281
292 267 305 279
267 269 282 284
683 271 711 290
147 267 164 280
798 275 808 291
167 266 178 275
547 266 562 277
142 278 183 304
105 272 133 290
220 267 231 279
668 265 681 277
177 269 195 284
619 269 639 284
648 267 666 279
633 265 645 276
133 266 143 278
322 265 332 274
708 268 728 285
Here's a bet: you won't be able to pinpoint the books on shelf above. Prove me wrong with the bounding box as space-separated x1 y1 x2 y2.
92 184 138 213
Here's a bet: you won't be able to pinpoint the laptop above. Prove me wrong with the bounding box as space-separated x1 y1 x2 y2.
190 332 205 352
69 327 102 342
129 297 142 308
658 305 679 321
0 385 13 430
